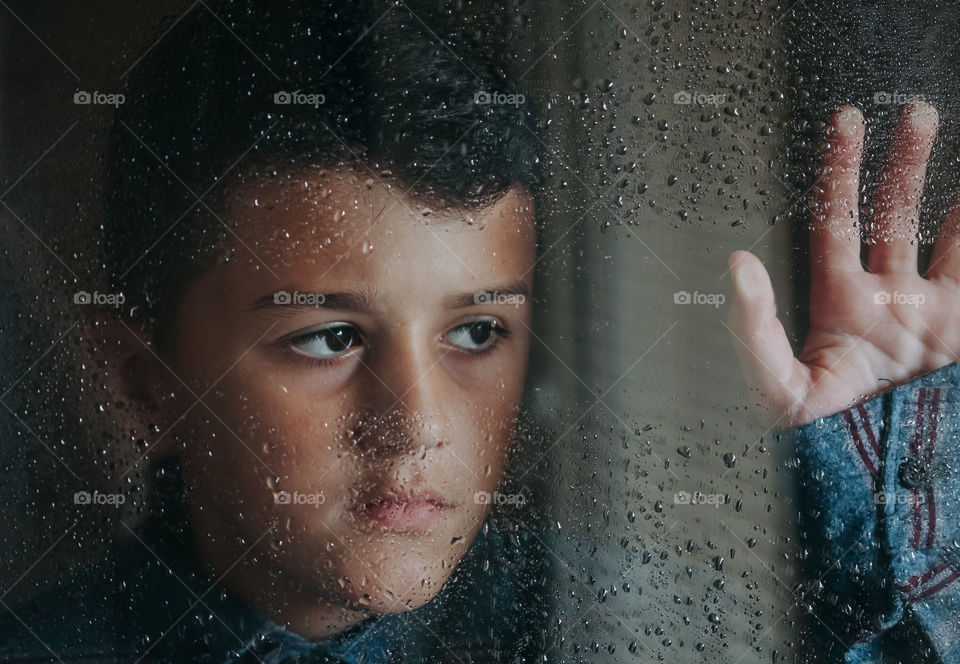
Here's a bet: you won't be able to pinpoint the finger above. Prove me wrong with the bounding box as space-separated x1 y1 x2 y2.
727 250 806 419
809 105 866 274
928 190 960 282
867 101 939 273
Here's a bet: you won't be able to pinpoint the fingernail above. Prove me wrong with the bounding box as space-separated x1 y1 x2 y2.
908 101 938 132
732 260 757 299
836 106 864 137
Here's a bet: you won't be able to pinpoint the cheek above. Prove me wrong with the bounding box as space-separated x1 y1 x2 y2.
172 370 351 503
445 392 520 487
443 348 528 465
228 378 349 471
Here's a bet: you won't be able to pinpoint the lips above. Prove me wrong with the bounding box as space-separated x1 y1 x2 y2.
353 487 453 531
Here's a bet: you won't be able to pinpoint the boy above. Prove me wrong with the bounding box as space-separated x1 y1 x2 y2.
1 1 546 661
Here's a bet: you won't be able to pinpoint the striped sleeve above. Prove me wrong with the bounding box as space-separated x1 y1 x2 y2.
790 362 960 664
880 369 960 663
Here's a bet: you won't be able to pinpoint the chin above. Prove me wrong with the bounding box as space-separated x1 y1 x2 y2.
335 543 466 614
353 583 442 615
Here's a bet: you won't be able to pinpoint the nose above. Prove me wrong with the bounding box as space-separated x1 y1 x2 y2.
350 330 450 456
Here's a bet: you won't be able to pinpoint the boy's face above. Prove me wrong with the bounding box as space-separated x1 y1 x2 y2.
155 168 535 635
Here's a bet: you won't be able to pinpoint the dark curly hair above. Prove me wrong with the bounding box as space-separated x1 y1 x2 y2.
104 0 543 352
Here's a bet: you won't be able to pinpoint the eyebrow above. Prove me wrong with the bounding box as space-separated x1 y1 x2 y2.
443 281 530 309
246 290 378 316
245 281 530 315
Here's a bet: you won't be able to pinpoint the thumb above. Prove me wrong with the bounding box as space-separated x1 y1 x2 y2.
726 250 803 421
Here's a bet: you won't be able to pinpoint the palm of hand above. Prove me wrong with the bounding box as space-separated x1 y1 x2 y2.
729 102 960 428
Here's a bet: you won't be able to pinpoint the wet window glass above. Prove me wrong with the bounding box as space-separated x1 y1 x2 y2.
1 1 958 663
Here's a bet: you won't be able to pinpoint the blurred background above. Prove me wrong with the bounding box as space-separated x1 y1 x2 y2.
1 1 959 662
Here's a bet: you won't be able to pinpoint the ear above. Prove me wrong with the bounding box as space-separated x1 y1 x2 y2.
81 313 183 461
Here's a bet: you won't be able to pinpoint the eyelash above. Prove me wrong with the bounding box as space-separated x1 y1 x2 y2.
280 320 510 367
280 326 360 368
281 344 349 368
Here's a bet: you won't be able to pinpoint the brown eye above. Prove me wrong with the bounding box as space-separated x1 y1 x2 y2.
292 324 362 357
447 320 503 352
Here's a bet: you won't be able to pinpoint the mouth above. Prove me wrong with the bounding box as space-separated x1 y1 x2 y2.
352 486 454 532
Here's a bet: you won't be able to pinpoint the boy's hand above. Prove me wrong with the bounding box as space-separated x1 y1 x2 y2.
728 101 960 429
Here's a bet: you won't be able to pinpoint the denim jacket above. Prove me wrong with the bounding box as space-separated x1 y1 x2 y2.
792 361 960 663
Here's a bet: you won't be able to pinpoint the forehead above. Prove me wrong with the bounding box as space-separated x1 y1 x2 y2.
216 168 537 288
